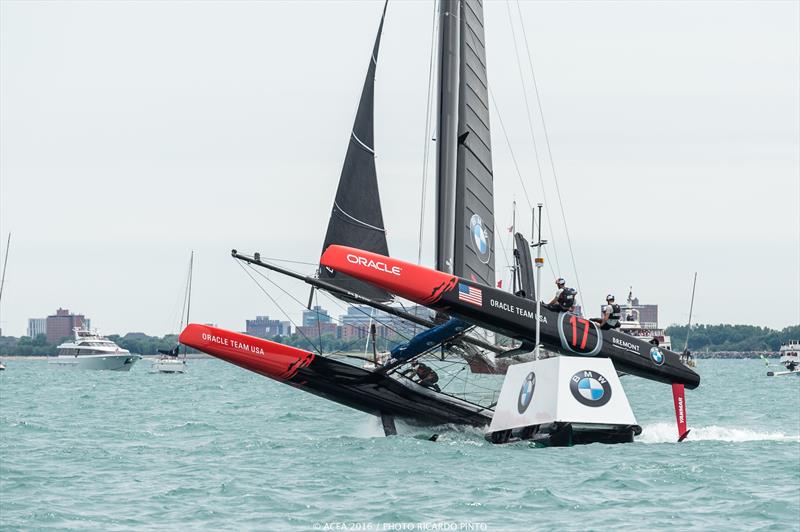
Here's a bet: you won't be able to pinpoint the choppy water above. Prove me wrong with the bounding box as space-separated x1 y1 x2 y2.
1 359 798 531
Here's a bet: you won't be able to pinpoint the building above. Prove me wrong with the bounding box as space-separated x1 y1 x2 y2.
296 322 339 340
46 308 86 343
246 316 289 338
631 297 659 328
27 318 47 338
302 305 331 328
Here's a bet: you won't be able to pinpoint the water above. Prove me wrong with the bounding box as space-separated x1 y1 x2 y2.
1 359 798 531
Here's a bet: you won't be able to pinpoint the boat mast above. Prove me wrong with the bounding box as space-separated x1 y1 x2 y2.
683 272 697 352
532 205 546 358
0 233 9 336
182 251 194 357
435 0 460 274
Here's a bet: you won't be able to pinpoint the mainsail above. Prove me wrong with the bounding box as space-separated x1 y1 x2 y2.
319 2 391 302
436 0 496 287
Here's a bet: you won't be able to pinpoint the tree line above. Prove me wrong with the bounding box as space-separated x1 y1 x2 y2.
665 324 799 352
1 323 797 356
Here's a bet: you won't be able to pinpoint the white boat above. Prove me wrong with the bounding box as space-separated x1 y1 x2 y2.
151 251 194 374
764 340 800 377
616 289 673 350
49 328 141 371
150 354 186 374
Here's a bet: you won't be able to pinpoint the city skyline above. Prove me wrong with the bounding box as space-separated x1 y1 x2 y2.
1 1 798 337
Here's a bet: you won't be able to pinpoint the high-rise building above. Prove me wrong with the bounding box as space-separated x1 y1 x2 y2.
246 316 288 338
302 305 331 328
27 318 47 338
46 308 86 343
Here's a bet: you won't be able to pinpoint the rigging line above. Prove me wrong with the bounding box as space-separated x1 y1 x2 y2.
246 262 416 345
504 0 563 278
250 256 318 267
333 201 386 233
417 0 439 266
316 289 415 344
235 260 322 355
515 0 584 309
488 89 557 280
458 12 560 282
314 290 323 354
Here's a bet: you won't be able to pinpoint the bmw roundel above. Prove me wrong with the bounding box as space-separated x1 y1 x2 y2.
517 371 536 414
650 347 665 366
569 370 612 407
469 214 492 264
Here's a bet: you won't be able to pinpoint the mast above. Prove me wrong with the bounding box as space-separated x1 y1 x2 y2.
181 251 194 357
0 233 9 336
435 0 496 285
435 0 460 275
683 272 697 352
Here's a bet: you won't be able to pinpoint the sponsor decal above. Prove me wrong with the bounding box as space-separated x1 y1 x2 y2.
469 214 492 264
345 253 402 276
557 313 603 356
489 299 548 323
569 370 612 407
517 371 536 414
458 283 483 306
650 346 665 366
612 336 640 355
201 332 265 355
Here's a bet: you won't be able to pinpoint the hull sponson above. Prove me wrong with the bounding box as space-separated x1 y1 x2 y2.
180 324 491 426
320 245 701 389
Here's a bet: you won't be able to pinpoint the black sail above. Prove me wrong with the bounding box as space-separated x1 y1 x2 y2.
319 3 391 302
436 0 496 287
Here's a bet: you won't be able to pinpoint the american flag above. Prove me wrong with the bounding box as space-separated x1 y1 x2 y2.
458 283 483 306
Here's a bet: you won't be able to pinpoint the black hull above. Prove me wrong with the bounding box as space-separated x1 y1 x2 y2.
289 356 492 427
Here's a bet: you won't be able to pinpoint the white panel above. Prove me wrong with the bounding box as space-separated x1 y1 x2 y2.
488 358 559 432
555 357 637 425
488 356 636 433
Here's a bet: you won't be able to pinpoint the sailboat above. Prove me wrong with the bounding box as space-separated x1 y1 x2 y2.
180 1 700 443
0 233 10 371
152 251 193 374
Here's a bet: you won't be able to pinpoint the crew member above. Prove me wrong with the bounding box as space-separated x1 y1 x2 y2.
545 278 577 312
403 361 441 392
593 294 621 330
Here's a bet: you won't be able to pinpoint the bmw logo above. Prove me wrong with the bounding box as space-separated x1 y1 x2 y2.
517 371 536 414
469 214 492 264
569 370 612 407
650 347 664 366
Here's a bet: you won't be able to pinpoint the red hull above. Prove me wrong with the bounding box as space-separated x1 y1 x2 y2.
179 324 314 381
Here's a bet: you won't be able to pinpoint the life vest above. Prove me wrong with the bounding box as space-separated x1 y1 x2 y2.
608 303 621 325
558 288 577 310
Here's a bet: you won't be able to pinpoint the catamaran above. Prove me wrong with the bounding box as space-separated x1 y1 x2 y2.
179 1 700 445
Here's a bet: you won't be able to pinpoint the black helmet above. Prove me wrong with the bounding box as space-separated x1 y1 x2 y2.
606 294 615 302
556 277 566 287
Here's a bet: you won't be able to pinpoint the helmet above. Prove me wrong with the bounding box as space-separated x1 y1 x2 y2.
556 277 565 286
606 294 615 301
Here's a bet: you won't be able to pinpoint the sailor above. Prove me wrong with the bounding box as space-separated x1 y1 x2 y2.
593 295 621 330
650 337 660 347
404 361 441 392
546 278 577 312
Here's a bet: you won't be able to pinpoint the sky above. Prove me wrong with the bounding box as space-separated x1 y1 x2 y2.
1 0 798 338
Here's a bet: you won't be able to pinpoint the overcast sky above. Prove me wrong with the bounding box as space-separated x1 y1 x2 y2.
1 0 798 338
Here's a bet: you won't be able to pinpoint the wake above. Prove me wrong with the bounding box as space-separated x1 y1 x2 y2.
639 422 800 443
